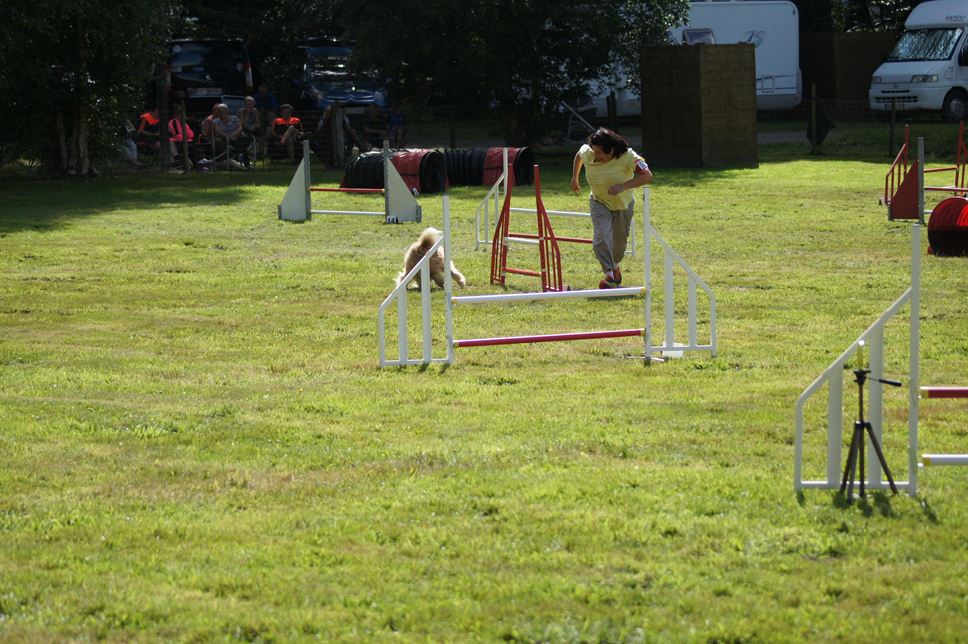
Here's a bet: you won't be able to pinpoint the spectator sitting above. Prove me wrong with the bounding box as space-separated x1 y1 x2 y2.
254 83 279 131
198 103 218 149
270 104 304 162
238 96 263 160
119 118 144 168
309 103 369 167
168 111 195 169
363 104 389 149
137 107 161 153
386 103 408 148
210 102 252 169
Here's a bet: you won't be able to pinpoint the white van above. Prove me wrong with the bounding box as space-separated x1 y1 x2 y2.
580 0 801 119
669 0 802 110
869 0 968 120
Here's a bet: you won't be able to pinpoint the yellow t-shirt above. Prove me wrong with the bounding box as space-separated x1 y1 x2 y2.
579 145 647 211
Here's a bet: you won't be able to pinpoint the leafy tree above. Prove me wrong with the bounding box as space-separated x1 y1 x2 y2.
0 0 177 175
336 0 689 142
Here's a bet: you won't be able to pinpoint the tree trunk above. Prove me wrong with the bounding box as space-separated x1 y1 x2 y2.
78 106 91 175
55 112 69 172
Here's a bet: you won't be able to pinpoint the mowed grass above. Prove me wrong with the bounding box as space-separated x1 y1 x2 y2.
2 142 968 642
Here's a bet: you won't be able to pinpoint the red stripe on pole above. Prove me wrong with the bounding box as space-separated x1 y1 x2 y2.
310 187 385 194
921 386 968 398
455 328 644 348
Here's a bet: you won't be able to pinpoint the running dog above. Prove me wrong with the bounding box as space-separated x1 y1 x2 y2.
396 227 466 289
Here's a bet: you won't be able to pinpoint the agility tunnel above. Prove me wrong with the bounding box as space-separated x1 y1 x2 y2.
442 147 534 187
343 149 447 194
927 197 968 256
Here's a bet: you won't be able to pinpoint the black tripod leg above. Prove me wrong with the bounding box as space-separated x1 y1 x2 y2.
840 426 860 495
858 424 866 499
865 424 899 494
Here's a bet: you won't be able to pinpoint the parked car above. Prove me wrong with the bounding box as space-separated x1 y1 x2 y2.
167 39 255 114
294 42 386 109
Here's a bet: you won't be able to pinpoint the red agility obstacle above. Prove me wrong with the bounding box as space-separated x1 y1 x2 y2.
489 165 564 292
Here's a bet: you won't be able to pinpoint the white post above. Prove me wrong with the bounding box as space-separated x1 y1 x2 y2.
664 252 675 349
443 196 456 363
421 262 432 364
867 326 885 488
643 188 652 361
826 370 843 486
397 294 408 364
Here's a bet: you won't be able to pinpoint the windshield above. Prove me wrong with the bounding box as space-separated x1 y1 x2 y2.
169 42 246 73
888 28 964 62
305 47 352 80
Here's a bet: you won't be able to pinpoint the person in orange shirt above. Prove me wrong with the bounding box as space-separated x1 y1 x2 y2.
137 107 161 152
270 104 304 161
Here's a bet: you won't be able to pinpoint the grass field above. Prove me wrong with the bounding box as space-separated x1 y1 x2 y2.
2 137 968 641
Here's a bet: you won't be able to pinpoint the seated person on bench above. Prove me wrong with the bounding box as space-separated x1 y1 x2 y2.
269 104 304 162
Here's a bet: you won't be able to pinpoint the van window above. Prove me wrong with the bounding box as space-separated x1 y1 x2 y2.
170 42 246 73
888 28 964 62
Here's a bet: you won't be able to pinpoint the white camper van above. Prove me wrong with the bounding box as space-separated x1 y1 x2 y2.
869 0 968 121
669 0 802 110
583 0 801 118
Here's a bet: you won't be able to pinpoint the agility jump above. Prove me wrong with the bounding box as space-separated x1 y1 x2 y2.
278 140 421 224
377 186 717 367
797 138 968 498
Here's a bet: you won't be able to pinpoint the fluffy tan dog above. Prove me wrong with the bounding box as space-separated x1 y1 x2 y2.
396 227 467 289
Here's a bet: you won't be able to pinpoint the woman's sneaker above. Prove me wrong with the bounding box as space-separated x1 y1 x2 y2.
599 271 618 289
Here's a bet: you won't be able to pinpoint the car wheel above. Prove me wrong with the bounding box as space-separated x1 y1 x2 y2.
942 89 968 122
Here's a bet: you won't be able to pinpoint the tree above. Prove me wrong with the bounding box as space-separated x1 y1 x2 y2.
336 0 689 142
0 0 177 175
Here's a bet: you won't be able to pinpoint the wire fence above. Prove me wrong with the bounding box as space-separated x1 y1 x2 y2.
3 95 967 180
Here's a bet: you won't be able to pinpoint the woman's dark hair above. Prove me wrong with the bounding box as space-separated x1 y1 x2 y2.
587 127 629 157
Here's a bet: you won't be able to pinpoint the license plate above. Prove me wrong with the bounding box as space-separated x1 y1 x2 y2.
189 87 222 97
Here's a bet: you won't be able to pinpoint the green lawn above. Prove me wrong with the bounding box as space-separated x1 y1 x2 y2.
2 142 967 641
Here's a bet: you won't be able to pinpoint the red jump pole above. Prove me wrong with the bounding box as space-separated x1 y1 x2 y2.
309 187 385 194
455 328 644 348
921 386 968 398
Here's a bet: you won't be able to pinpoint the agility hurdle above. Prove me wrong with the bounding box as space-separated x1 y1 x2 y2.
378 188 716 367
882 122 967 221
278 140 421 224
473 149 636 256
797 138 968 497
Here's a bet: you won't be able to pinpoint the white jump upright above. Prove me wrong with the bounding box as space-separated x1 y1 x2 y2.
278 140 421 224
378 187 717 367
796 137 968 498
473 149 636 257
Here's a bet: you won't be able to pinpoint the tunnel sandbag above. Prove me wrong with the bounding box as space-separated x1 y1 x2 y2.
482 147 534 187
341 149 447 194
442 148 487 186
928 197 968 256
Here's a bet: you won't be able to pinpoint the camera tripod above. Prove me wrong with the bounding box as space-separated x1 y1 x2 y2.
839 348 901 504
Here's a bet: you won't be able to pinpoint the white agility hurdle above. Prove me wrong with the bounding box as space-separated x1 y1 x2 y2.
473 148 636 257
377 188 717 367
795 138 968 497
278 140 421 224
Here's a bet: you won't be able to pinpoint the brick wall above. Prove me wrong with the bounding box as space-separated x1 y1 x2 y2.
641 44 757 168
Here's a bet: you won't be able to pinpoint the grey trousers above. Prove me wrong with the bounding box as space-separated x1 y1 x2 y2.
589 196 634 273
